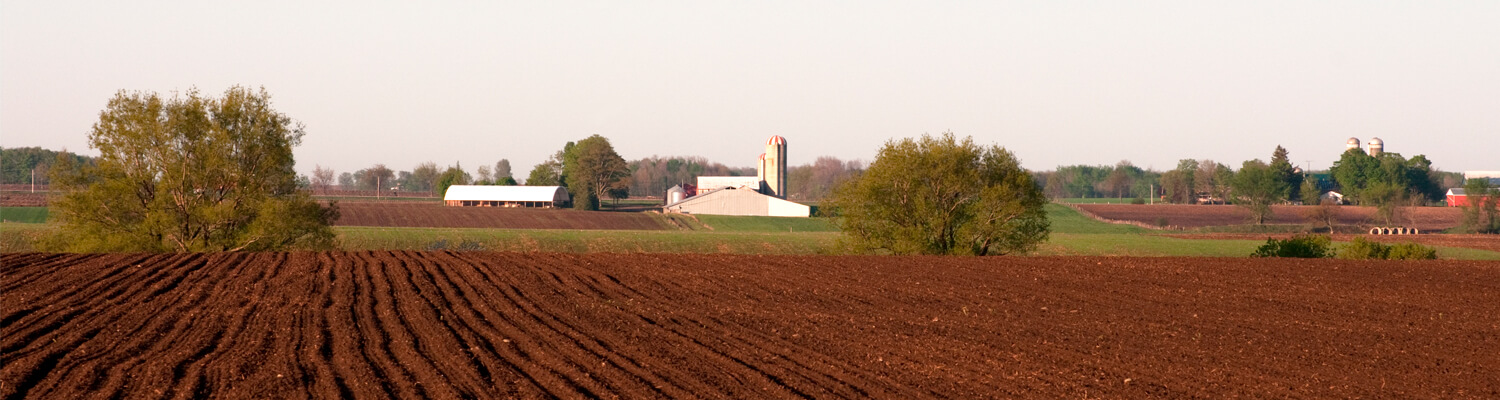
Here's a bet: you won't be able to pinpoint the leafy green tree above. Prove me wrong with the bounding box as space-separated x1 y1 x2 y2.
827 132 1048 256
561 135 629 211
435 163 471 198
1330 149 1379 203
1269 146 1303 202
495 176 518 186
1299 176 1322 205
526 159 562 186
1230 159 1288 224
0 147 93 185
48 86 337 252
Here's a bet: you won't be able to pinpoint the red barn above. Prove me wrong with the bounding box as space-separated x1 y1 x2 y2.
1447 188 1495 207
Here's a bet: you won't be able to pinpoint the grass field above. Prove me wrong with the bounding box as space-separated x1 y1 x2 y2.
0 207 48 223
692 214 839 232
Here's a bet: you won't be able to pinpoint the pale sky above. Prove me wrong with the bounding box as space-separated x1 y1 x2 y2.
4 1 1497 179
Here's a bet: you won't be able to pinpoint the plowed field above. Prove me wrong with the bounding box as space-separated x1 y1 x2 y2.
3 253 1497 398
1075 204 1465 231
333 202 667 230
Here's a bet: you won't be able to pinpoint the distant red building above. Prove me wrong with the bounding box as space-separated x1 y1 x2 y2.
1447 188 1494 207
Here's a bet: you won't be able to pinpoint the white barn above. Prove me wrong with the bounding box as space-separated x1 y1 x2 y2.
443 185 570 208
664 187 810 217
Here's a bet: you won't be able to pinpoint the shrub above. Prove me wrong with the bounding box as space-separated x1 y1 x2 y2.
1251 235 1332 258
1155 217 1169 228
1335 237 1437 260
1130 197 1146 205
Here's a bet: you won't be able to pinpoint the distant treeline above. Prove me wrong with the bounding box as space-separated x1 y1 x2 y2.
0 147 95 185
310 155 865 202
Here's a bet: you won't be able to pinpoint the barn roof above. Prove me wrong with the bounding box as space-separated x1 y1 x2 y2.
665 187 809 217
1448 188 1467 196
443 185 570 202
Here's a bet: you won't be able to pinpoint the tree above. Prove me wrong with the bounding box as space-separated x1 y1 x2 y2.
562 135 630 211
526 158 562 186
435 163 471 198
827 133 1048 256
476 165 494 185
1302 199 1341 233
311 165 335 194
1230 159 1288 224
1269 145 1303 202
47 86 337 252
495 176 517 186
1299 176 1322 205
410 162 440 193
337 172 354 188
362 164 394 192
495 159 512 180
1460 178 1500 234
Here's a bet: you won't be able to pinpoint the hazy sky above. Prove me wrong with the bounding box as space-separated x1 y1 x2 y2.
4 1 1497 179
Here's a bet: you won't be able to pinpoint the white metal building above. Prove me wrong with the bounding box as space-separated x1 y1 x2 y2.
664 187 810 217
443 185 571 208
695 176 761 196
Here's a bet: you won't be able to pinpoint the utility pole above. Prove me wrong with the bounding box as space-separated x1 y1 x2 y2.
1150 183 1155 205
377 176 382 200
31 167 36 193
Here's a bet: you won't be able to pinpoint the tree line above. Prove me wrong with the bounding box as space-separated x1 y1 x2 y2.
312 148 866 204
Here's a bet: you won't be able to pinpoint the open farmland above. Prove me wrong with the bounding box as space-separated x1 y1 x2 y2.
4 252 1498 398
1074 204 1465 231
333 202 668 230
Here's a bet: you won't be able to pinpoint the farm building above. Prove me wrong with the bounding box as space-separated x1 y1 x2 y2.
664 187 810 217
666 135 812 216
1446 188 1495 207
695 176 761 197
1318 191 1346 205
443 185 570 208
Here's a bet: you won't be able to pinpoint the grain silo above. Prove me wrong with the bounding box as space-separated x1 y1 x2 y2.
1367 137 1384 156
764 136 787 199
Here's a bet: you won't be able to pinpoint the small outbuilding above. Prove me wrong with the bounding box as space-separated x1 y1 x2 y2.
443 185 570 208
664 187 810 217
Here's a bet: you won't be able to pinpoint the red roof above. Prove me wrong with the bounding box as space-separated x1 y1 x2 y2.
767 135 786 146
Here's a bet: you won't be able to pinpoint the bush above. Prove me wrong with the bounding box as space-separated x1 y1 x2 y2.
1155 217 1169 228
1251 235 1332 258
1335 237 1437 260
1130 197 1146 205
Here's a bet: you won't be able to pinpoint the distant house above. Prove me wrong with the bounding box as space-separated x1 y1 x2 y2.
664 187 810 217
1447 188 1494 207
443 185 570 208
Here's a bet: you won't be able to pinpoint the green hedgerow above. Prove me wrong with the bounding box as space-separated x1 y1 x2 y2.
1251 235 1332 258
1335 237 1437 260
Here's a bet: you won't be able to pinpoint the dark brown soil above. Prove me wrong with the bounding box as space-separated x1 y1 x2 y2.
1076 204 1465 231
333 202 667 230
3 253 1497 398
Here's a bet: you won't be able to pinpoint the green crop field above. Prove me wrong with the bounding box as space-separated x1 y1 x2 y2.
0 207 48 223
691 215 839 232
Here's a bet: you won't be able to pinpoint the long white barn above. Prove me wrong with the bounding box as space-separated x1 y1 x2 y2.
443 185 570 208
664 187 810 217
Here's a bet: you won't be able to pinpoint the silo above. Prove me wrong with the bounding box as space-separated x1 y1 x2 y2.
764 136 788 199
1367 137 1384 156
1346 137 1361 152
